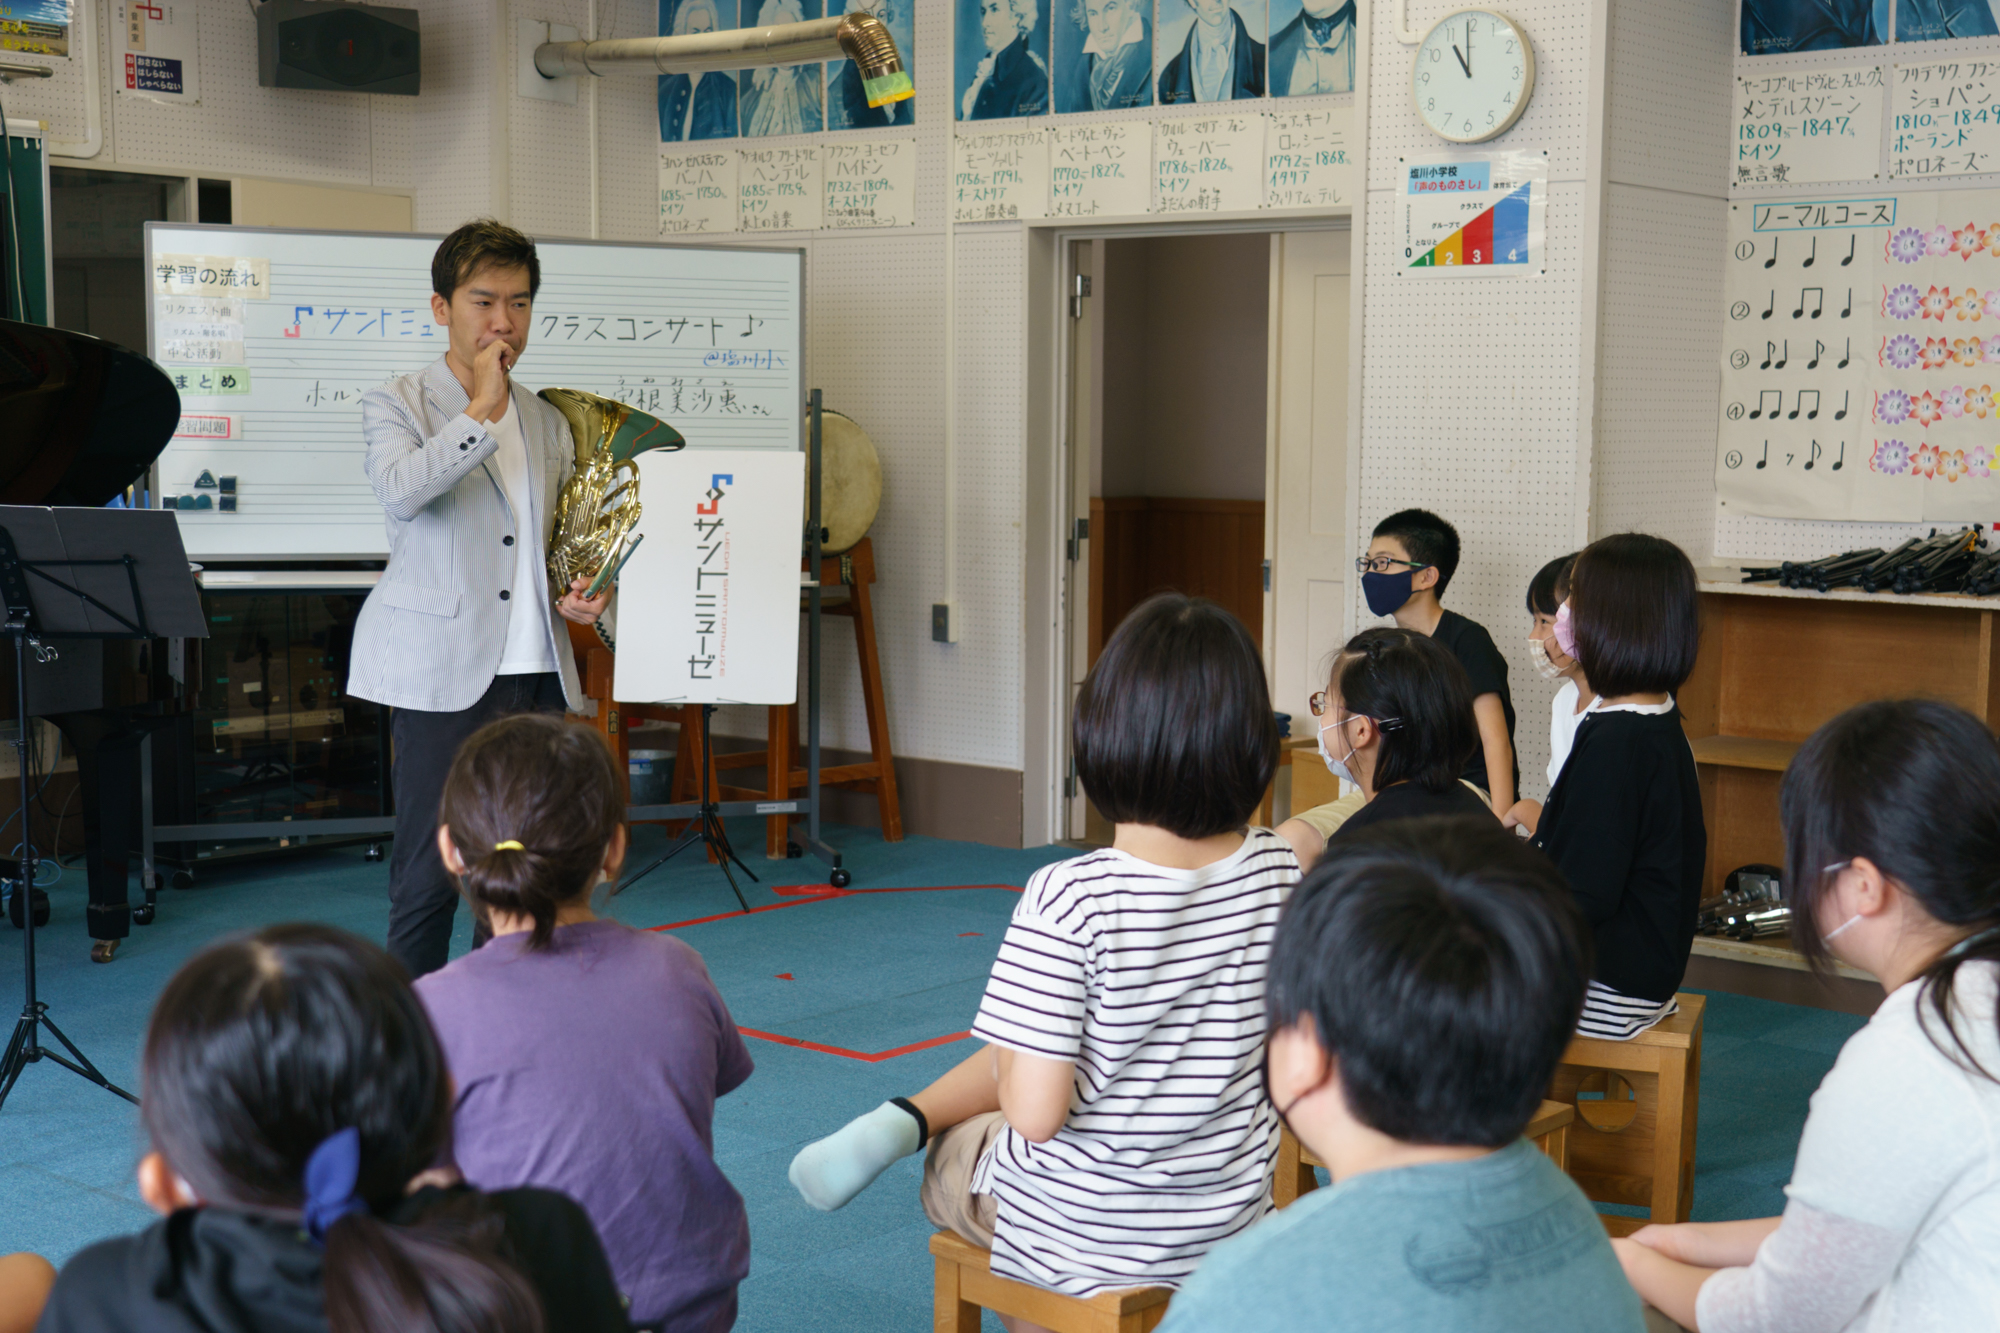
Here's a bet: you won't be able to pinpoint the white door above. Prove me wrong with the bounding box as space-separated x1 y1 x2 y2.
1268 229 1352 729
1064 239 1103 839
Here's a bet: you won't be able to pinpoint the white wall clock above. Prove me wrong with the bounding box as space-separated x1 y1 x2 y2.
1411 9 1535 144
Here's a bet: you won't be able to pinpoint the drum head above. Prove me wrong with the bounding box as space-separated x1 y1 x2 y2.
809 408 883 554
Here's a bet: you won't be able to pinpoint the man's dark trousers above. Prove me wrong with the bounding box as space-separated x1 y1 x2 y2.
387 671 566 978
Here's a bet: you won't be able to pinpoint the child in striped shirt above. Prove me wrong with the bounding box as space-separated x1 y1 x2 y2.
789 592 1299 1305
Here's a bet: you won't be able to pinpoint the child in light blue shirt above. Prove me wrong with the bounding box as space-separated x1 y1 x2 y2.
1161 816 1645 1333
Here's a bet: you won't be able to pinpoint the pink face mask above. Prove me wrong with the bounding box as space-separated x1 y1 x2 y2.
1552 601 1577 659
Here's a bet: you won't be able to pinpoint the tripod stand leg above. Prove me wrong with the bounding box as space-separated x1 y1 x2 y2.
613 816 708 895
34 1013 137 1105
703 809 754 913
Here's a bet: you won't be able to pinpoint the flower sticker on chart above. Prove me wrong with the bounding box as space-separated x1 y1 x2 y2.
1886 283 1924 320
1884 333 1922 369
1872 439 1912 475
1928 225 1955 257
1944 385 1969 418
1975 446 1994 478
1913 389 1946 426
1942 448 1970 483
1971 385 1995 418
1951 224 1986 261
1876 387 1912 424
1955 337 1985 368
1923 335 1954 369
1984 333 2000 364
1955 287 1988 321
1889 226 1928 263
1915 442 1941 477
1923 285 1956 321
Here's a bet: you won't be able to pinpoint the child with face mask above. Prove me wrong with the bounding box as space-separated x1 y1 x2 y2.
1528 534 1704 1043
1615 698 2000 1332
1502 553 1596 836
1275 627 1496 869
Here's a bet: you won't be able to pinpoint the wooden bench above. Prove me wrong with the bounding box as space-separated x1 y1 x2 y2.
1271 1098 1575 1209
1550 992 1705 1237
930 1229 1172 1333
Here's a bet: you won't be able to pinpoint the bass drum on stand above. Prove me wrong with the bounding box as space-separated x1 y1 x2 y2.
809 408 883 553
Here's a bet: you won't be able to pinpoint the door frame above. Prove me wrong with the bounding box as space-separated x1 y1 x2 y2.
1022 216 1357 848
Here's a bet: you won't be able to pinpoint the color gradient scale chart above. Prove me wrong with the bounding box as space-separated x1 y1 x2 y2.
1411 182 1531 267
1398 150 1547 277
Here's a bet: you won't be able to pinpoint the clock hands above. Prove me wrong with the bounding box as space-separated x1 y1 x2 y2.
1452 24 1471 78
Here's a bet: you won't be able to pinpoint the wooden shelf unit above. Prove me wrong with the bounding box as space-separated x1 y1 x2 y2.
1683 579 2000 899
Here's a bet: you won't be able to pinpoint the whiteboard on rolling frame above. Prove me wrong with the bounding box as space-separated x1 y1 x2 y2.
143 223 804 561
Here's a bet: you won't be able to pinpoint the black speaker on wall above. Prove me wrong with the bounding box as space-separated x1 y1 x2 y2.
256 0 420 96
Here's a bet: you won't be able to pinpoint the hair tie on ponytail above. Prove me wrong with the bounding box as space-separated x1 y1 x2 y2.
302 1127 369 1245
493 840 525 852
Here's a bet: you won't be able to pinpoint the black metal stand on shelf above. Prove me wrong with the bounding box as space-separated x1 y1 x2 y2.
0 509 205 1112
615 388 848 906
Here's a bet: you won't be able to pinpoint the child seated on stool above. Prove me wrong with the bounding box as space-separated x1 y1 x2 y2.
789 592 1298 1311
1528 534 1705 1041
418 713 753 1333
1159 816 1644 1333
1502 552 1594 836
1276 627 1492 868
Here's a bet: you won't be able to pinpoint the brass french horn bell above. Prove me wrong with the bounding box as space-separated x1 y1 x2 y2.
540 387 686 602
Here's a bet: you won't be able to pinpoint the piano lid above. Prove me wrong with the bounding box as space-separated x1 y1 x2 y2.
0 318 180 507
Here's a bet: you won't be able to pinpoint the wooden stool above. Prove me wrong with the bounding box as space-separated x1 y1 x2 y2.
681 536 904 857
1550 992 1705 1237
930 1230 1171 1333
1271 1099 1574 1209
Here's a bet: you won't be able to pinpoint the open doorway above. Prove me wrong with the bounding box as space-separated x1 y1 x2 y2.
1053 225 1352 846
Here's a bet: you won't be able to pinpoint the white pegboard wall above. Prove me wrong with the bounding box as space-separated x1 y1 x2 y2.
1593 185 1725 564
1604 0 1733 197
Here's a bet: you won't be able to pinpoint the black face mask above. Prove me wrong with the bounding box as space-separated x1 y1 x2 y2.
1259 1038 1323 1136
1361 569 1414 618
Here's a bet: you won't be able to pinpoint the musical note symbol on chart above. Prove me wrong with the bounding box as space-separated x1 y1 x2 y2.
1840 235 1856 266
1762 290 1776 319
1762 340 1787 369
1750 390 1782 419
1805 440 1823 469
1832 441 1846 470
1795 287 1824 319
1839 288 1852 318
1775 341 1789 369
1833 391 1849 421
1807 339 1826 369
1755 441 1769 469
1837 338 1851 369
1764 237 1781 268
1790 389 1820 420
1802 237 1818 269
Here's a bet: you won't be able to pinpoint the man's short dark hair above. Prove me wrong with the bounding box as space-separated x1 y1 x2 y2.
432 219 541 301
1267 817 1592 1146
1569 533 1701 697
1074 593 1277 839
1525 552 1576 616
1372 508 1461 596
1331 627 1476 793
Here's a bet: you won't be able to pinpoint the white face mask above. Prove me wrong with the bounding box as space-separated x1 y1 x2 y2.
1818 861 1863 948
1316 712 1360 785
1526 634 1566 680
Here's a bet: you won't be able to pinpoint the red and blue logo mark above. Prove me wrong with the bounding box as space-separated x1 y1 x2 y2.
696 473 734 515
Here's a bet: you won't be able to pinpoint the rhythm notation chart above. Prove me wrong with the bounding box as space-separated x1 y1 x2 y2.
1718 190 2000 523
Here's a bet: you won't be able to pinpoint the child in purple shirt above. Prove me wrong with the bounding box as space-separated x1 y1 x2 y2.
416 713 754 1333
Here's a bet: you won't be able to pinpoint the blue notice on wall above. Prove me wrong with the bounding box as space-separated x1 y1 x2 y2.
128 53 183 94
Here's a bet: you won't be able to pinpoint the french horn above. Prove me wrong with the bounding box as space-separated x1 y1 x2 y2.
540 387 686 605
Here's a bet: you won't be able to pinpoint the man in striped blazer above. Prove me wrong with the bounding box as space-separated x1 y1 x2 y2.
347 219 607 979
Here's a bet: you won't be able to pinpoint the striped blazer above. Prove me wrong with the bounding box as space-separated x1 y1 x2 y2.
347 357 586 714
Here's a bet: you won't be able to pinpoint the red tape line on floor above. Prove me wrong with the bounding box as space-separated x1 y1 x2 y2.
647 884 1019 1062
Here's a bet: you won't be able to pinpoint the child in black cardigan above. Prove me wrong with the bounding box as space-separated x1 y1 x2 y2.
1530 534 1706 1040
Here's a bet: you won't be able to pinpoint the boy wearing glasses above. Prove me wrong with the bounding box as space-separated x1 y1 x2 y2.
1357 509 1516 816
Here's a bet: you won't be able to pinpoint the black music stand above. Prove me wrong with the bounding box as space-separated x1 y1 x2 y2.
617 703 757 913
0 506 205 1114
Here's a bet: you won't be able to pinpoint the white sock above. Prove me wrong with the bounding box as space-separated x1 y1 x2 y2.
789 1100 924 1211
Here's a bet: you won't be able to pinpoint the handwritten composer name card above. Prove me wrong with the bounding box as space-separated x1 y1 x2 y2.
659 149 740 236
1155 115 1264 214
1048 121 1151 219
953 129 1049 222
1265 108 1357 210
823 139 918 229
1735 67 1884 190
738 146 823 232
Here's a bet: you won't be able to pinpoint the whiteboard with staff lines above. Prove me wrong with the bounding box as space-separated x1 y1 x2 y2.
144 223 804 560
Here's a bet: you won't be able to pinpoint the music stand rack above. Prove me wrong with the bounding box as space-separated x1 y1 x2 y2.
0 507 206 1114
